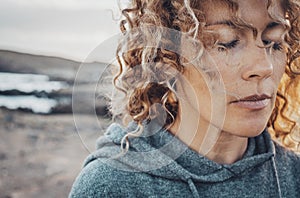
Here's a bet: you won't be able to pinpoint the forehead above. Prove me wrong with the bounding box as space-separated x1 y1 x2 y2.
201 0 285 29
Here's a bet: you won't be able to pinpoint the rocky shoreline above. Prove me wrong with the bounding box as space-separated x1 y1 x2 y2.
0 108 111 198
0 50 113 198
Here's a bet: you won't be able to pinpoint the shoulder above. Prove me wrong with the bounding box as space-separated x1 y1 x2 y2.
273 141 300 165
273 142 300 189
69 158 155 198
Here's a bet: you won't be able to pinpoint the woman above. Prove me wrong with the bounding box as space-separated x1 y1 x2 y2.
70 0 300 197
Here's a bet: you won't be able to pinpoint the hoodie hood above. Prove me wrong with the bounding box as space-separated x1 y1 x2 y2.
84 121 281 197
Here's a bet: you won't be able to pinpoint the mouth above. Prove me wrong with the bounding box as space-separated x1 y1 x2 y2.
230 94 272 110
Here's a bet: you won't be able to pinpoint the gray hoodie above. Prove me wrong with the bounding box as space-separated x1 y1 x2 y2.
69 121 300 198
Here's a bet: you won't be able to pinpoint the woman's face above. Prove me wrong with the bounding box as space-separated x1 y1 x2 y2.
182 0 287 138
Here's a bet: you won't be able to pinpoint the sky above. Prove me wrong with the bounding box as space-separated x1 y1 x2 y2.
0 0 124 62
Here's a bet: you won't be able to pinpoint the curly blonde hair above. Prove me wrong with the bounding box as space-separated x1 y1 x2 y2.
110 0 300 153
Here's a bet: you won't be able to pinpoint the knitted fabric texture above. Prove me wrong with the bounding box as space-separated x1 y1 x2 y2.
69 121 300 198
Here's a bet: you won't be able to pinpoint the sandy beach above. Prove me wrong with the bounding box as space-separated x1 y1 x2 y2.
0 50 114 197
0 108 110 198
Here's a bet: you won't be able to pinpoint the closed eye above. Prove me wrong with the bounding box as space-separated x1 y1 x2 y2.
262 40 283 51
217 40 239 52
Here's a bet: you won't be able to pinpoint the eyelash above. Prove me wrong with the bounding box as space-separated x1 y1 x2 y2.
262 40 283 51
217 40 239 52
217 39 283 52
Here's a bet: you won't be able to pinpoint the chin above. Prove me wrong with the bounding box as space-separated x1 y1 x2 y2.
222 118 268 138
232 124 267 138
224 111 271 137
243 128 266 137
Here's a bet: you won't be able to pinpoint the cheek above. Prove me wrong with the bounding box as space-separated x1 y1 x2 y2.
205 50 243 80
271 52 286 83
205 53 241 89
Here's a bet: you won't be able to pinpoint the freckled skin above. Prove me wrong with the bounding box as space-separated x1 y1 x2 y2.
171 0 287 162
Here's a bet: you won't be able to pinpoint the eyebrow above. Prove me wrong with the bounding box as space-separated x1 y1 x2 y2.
205 20 235 27
206 20 283 31
266 22 280 29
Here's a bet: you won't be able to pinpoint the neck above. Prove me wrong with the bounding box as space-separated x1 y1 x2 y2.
169 76 249 164
205 132 248 164
169 106 248 165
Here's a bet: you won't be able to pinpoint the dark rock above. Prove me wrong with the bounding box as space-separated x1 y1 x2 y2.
0 152 7 160
28 134 39 144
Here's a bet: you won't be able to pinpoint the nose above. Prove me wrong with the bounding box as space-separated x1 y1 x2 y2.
241 45 273 81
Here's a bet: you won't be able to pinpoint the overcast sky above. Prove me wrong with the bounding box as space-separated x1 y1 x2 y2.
0 0 124 61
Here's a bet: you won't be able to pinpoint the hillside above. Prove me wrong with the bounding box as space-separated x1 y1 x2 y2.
0 50 107 83
0 50 113 115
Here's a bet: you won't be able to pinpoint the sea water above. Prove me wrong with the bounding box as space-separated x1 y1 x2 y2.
0 95 57 113
0 72 68 113
0 72 66 93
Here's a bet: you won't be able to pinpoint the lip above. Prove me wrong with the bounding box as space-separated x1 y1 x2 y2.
230 94 272 110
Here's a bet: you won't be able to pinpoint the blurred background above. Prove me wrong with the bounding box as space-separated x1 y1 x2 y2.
0 0 122 197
